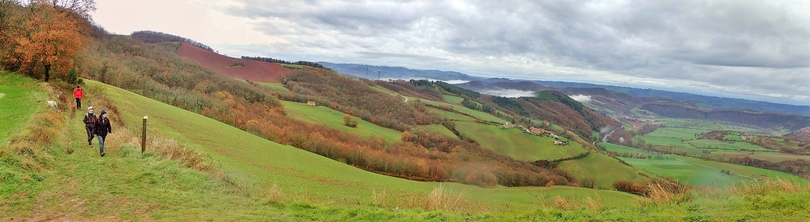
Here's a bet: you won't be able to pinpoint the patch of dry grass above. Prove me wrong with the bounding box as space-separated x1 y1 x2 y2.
1 109 64 172
425 184 467 212
730 178 805 196
371 189 389 206
639 182 693 206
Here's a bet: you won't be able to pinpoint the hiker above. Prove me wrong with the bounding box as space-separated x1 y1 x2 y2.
73 85 84 109
82 106 97 146
94 109 112 157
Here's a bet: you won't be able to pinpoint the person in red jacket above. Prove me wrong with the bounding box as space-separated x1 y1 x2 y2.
73 85 84 109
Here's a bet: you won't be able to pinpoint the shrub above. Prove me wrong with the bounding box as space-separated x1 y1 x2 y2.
580 177 596 189
613 180 646 196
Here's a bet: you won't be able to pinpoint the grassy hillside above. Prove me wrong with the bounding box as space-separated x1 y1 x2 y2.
0 73 45 144
601 142 808 187
416 124 458 139
455 122 587 162
557 152 647 189
418 99 506 123
282 101 402 142
2 76 644 220
89 80 640 206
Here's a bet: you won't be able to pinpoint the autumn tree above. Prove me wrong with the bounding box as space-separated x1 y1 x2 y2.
343 114 357 127
13 2 86 81
0 0 24 68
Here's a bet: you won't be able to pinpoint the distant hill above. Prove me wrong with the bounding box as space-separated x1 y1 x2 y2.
320 62 810 116
530 81 810 116
319 62 478 81
176 42 290 82
456 80 552 92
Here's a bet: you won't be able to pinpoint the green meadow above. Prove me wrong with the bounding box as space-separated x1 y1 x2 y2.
418 99 506 123
280 63 304 69
1 79 634 218
599 142 807 187
0 71 43 144
688 139 770 151
710 150 810 162
656 118 759 132
260 82 290 93
415 124 458 139
442 95 465 104
428 107 474 121
93 79 640 210
557 152 647 189
601 143 745 187
455 122 588 162
282 100 402 142
0 73 45 144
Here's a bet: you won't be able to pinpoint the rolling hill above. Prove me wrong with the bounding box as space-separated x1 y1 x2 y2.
1 73 644 220
319 62 810 116
176 42 290 82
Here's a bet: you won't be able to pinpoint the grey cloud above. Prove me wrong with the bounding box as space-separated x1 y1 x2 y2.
357 52 446 61
221 0 810 105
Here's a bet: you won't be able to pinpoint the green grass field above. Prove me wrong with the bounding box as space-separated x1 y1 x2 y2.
5 79 630 216
0 73 44 144
710 150 810 162
415 124 458 139
599 142 807 187
96 79 641 210
455 122 588 162
260 82 290 93
601 143 746 187
656 118 759 132
557 152 647 189
418 99 505 123
675 156 806 182
282 101 402 142
442 95 464 105
427 107 474 121
688 139 770 151
279 63 304 69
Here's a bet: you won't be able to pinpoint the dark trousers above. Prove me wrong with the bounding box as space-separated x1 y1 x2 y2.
85 127 94 144
76 98 81 109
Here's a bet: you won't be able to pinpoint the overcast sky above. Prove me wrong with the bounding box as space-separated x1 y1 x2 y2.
91 0 810 105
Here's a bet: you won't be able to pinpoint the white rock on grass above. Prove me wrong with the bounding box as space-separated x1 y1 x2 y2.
47 100 57 109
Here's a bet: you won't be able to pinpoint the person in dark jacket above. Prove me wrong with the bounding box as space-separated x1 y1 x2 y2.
94 109 112 157
82 106 97 146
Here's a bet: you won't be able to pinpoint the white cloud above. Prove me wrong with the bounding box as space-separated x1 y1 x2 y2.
483 89 536 98
569 94 592 103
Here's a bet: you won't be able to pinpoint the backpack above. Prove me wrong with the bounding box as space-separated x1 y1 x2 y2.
85 113 97 126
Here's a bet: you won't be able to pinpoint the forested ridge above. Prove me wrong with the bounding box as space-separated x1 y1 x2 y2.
131 30 215 52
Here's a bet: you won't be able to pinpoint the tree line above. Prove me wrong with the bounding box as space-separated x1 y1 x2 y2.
131 30 215 52
240 56 326 69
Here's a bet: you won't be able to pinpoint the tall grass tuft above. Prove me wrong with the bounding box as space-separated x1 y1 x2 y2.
425 184 467 212
148 137 215 172
265 183 284 203
371 189 388 206
731 178 805 196
640 182 693 206
1 109 64 172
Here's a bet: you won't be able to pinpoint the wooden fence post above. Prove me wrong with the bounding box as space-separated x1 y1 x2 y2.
142 116 148 153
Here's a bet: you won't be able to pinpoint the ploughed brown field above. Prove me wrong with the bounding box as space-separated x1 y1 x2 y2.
177 42 290 82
